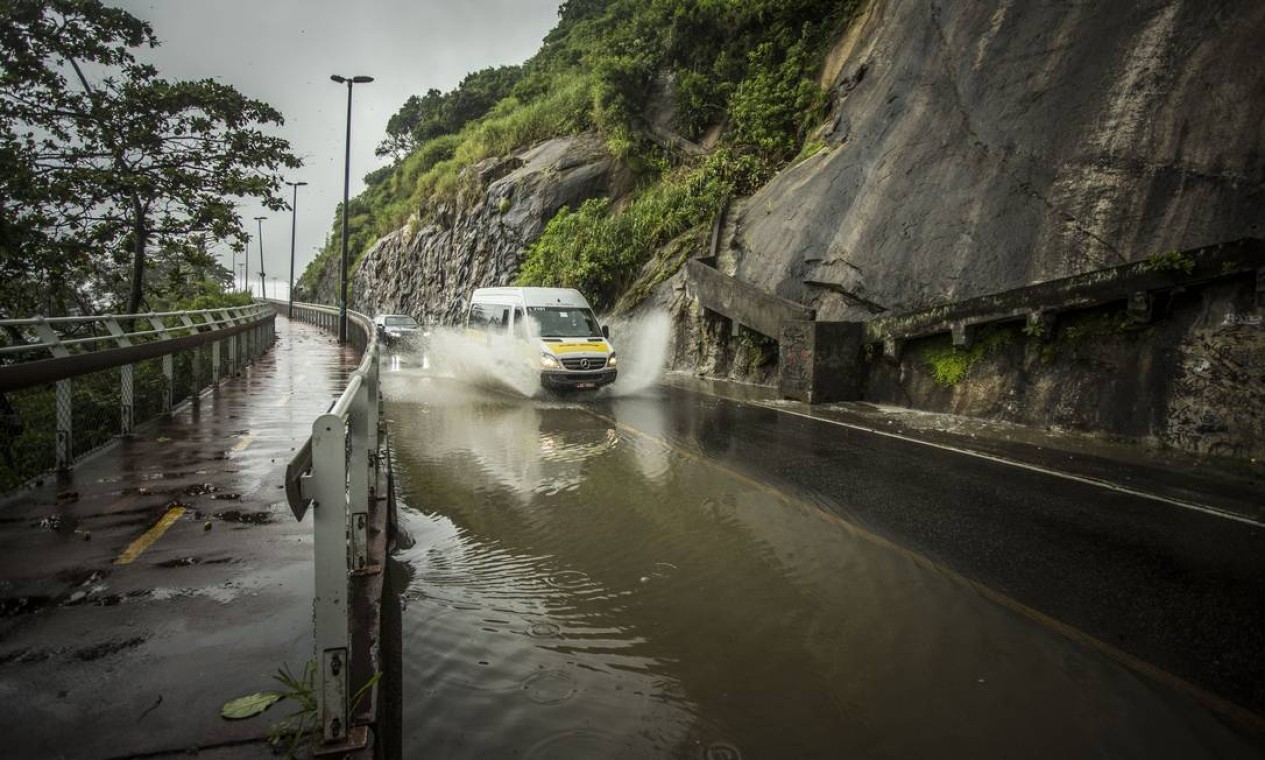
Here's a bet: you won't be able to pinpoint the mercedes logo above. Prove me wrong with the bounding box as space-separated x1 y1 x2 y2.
579 358 591 369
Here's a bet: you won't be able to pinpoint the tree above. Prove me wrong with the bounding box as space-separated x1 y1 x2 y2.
0 0 154 315
0 0 301 316
375 66 524 160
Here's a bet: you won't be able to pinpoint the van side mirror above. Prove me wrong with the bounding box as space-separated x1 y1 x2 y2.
602 325 610 339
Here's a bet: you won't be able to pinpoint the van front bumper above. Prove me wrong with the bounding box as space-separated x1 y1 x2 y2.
541 368 617 390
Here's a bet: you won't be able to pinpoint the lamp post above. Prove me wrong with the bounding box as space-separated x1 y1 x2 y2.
286 181 308 318
253 216 267 299
230 247 238 293
330 74 374 344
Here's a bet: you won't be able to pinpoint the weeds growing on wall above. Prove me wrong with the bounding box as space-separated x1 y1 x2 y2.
920 328 1015 388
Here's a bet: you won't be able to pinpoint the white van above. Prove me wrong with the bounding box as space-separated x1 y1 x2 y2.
465 287 617 391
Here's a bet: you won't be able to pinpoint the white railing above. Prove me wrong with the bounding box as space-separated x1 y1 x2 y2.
0 304 275 488
283 302 383 750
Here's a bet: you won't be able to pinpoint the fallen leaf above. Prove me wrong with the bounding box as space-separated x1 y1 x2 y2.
221 691 282 720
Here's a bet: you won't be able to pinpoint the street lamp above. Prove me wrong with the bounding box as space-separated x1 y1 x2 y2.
237 262 247 293
253 216 267 299
330 74 374 344
286 180 308 318
230 247 238 293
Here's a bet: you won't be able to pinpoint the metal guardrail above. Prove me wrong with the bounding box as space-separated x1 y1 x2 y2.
282 301 384 751
0 304 276 489
863 237 1265 357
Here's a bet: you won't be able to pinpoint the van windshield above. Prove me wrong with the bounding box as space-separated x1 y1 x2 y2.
527 307 602 338
384 316 417 327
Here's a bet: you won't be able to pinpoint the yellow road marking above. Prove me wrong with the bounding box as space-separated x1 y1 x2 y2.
114 506 186 565
231 433 254 453
579 408 1265 733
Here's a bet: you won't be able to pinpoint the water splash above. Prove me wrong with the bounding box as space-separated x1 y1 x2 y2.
411 327 542 399
606 310 671 397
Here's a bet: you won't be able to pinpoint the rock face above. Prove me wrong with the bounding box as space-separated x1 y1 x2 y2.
343 134 624 323
651 0 1265 456
731 0 1265 320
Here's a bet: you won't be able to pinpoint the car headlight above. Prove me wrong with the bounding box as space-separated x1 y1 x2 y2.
540 353 561 369
607 353 617 368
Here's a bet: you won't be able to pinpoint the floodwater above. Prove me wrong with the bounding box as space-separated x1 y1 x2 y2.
381 369 1260 758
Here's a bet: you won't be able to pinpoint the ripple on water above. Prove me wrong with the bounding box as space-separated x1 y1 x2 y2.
522 670 577 704
527 620 562 639
703 741 743 760
524 729 631 759
543 570 591 589
639 562 678 583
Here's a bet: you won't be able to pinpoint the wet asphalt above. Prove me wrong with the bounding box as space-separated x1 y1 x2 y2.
0 322 1261 757
0 318 358 759
597 387 1265 721
380 363 1264 758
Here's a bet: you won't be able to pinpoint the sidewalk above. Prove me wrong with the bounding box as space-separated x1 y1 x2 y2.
0 317 358 759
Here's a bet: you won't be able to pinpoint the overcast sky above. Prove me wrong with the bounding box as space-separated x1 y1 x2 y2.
109 0 562 297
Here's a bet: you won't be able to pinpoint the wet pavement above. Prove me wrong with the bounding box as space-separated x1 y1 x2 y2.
0 317 358 759
2 324 1261 758
383 371 1265 759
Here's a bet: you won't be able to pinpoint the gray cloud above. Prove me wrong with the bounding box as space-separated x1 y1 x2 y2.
109 0 561 296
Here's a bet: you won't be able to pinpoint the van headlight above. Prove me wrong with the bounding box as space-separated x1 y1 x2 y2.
540 353 561 369
607 353 617 368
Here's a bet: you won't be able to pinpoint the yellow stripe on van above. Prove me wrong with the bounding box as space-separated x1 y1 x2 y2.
548 342 607 354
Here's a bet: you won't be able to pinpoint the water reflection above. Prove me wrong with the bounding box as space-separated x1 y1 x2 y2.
382 376 1261 759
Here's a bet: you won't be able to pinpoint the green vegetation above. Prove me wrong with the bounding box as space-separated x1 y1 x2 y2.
519 147 764 309
1059 310 1147 342
738 327 779 374
377 65 525 160
921 328 1014 387
2 0 300 317
1141 249 1195 275
301 0 860 303
218 660 381 758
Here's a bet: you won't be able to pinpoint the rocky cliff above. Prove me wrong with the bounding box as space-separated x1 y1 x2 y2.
724 0 1264 319
306 134 625 322
315 0 1264 456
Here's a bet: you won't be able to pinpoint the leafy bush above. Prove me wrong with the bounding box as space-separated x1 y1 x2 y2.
518 147 765 309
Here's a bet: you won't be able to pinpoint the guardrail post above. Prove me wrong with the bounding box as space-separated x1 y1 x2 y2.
212 339 222 384
191 346 201 397
228 334 238 375
311 412 350 745
162 355 173 413
56 379 72 469
104 318 134 436
120 364 134 436
366 347 380 465
148 316 175 413
32 318 74 469
348 382 370 573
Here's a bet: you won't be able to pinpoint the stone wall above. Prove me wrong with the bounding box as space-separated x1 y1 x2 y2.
862 280 1264 459
342 134 626 324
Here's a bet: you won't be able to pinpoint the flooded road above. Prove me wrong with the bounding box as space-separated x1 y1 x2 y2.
382 372 1263 758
